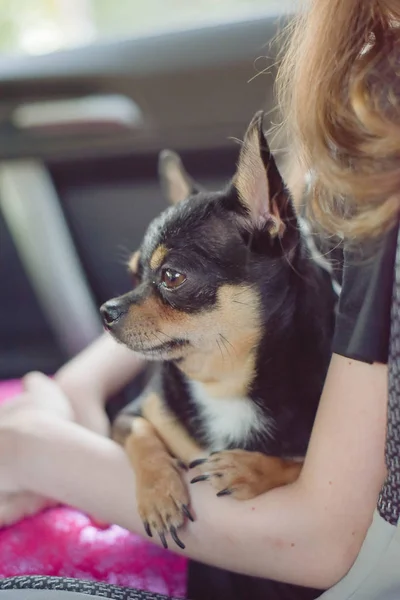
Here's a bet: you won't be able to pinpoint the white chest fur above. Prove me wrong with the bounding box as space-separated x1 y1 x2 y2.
189 380 274 450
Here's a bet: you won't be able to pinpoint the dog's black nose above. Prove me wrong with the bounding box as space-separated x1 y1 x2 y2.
100 301 126 326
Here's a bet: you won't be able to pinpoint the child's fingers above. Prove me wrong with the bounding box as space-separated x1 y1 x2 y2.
0 492 58 527
22 371 51 391
22 372 74 420
23 372 110 435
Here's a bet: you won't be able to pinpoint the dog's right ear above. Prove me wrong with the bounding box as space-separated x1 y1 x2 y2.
158 150 202 206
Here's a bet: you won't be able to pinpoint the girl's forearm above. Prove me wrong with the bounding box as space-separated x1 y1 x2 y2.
10 413 347 590
55 333 145 402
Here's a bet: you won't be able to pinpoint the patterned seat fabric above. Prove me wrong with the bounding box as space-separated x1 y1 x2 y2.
378 229 400 525
0 575 178 599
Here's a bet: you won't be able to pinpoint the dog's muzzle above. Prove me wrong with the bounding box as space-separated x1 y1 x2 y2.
100 299 128 328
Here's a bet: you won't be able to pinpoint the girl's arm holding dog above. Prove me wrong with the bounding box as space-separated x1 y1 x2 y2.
0 353 387 590
54 333 145 435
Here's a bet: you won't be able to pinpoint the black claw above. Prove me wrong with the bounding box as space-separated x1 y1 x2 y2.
217 488 232 497
159 530 168 549
210 450 221 456
177 460 188 471
170 525 185 549
143 521 152 537
190 474 209 484
189 458 207 469
182 504 195 522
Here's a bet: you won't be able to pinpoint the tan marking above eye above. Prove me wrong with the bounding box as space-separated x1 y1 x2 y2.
150 244 168 271
128 251 141 274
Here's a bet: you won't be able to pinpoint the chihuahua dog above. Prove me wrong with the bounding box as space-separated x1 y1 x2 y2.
101 111 336 550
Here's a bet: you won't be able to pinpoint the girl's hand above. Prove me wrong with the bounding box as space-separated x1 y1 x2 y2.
0 373 73 525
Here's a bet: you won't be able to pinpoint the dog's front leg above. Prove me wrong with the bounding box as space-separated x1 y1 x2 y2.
123 416 193 548
189 449 302 500
111 393 200 549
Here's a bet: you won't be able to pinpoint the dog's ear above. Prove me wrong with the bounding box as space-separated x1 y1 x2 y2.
233 111 293 237
158 150 201 206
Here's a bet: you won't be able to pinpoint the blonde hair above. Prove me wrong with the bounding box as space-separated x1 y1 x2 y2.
276 0 400 240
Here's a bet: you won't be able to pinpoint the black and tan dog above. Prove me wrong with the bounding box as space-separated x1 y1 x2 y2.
101 112 336 549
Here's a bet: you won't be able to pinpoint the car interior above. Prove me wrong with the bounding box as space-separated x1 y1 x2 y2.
0 4 293 380
0 1 295 598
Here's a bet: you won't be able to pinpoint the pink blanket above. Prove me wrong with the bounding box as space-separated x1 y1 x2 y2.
0 381 187 597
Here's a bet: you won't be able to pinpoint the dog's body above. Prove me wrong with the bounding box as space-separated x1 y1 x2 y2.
132 237 333 459
101 112 336 549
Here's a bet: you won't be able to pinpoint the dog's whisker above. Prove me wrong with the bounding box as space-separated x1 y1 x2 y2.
215 338 224 362
156 330 174 341
152 332 163 344
115 244 135 266
232 290 250 299
219 334 236 358
218 336 232 362
116 256 131 267
232 300 254 307
232 285 257 299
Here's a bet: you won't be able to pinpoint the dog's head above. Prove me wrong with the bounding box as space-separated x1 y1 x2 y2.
101 112 300 366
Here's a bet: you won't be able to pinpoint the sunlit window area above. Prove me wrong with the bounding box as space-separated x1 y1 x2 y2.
0 0 295 56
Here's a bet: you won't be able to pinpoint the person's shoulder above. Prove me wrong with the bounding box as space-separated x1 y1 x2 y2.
332 221 399 365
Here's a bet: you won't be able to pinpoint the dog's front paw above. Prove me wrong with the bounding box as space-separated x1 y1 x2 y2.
189 449 302 500
136 456 193 550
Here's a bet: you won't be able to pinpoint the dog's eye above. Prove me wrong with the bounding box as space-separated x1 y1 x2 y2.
161 268 186 290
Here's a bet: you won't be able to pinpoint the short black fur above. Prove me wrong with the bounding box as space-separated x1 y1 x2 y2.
103 112 336 460
102 112 336 600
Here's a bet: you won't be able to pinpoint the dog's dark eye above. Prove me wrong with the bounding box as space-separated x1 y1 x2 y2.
161 268 186 290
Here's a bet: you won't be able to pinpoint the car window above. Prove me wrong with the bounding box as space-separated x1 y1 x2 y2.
0 0 295 56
